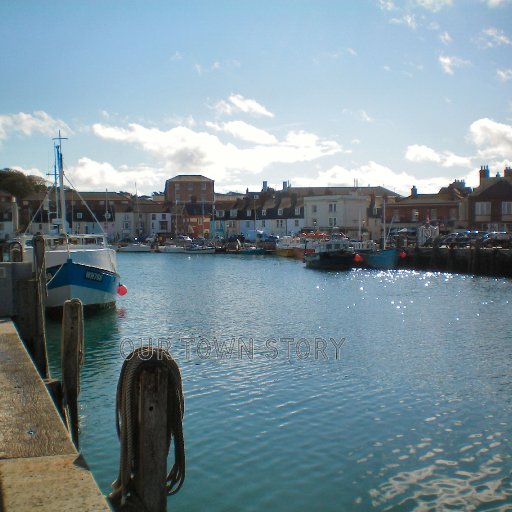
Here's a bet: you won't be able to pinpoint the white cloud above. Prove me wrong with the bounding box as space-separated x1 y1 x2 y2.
416 0 453 12
213 94 274 118
64 157 168 194
213 120 278 145
390 14 417 29
405 144 441 163
477 27 512 48
91 121 343 187
439 54 471 75
405 144 472 168
440 31 452 44
378 0 396 10
0 111 72 140
469 118 512 159
497 69 512 82
292 161 449 196
484 0 512 7
359 110 374 123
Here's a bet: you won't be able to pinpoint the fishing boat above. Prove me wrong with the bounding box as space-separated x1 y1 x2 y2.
117 242 153 252
357 200 400 270
275 236 297 257
185 244 216 254
239 245 266 255
21 134 120 310
304 235 354 271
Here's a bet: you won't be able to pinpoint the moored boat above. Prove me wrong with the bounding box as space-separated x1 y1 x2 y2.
20 134 120 310
304 235 354 271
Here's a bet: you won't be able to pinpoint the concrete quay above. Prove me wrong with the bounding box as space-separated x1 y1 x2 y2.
0 318 111 511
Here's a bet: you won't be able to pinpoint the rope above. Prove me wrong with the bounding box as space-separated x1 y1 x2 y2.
110 347 185 508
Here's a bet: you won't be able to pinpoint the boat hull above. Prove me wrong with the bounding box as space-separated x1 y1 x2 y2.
363 248 399 270
46 259 120 309
305 250 354 271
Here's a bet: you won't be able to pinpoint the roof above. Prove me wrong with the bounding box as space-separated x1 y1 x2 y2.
166 175 214 183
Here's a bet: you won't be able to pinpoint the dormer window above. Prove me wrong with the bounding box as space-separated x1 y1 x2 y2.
261 209 267 216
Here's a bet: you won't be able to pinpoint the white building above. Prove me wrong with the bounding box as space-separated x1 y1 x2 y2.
303 193 367 236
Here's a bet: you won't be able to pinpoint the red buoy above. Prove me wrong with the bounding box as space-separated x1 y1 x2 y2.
117 284 128 296
400 250 407 259
354 253 363 263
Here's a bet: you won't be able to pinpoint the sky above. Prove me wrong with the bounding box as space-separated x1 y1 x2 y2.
1 0 511 197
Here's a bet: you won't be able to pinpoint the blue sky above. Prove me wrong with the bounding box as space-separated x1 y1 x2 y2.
1 0 511 196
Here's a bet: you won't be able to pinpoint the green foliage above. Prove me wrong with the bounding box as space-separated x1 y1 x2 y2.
0 168 48 198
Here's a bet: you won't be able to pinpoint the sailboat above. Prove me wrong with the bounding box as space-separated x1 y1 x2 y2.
20 134 121 310
362 198 399 270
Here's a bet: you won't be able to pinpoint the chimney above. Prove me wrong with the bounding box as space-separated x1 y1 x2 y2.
479 165 490 185
411 185 418 197
283 181 288 192
11 196 19 234
504 166 512 178
262 181 268 192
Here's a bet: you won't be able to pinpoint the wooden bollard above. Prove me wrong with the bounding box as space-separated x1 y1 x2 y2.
15 235 49 378
136 367 169 512
61 298 84 450
110 347 185 512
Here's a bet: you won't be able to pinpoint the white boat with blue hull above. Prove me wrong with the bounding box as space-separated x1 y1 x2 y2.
21 134 121 311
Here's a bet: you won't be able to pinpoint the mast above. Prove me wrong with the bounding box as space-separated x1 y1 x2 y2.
383 198 386 250
53 131 68 234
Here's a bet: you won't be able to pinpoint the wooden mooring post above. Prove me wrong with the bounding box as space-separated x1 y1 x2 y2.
61 298 84 450
110 347 185 512
13 235 49 379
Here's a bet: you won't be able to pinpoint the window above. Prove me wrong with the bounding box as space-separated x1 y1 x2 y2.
247 209 252 217
162 214 166 219
392 210 399 223
295 207 300 215
262 220 266 227
261 209 267 216
312 218 317 226
76 212 83 219
246 221 250 228
230 209 237 217
175 195 180 202
430 209 437 221
217 210 224 218
0 223 3 231
294 220 299 227
151 214 156 220
227 221 235 228
329 218 337 227
175 183 180 191
312 205 317 213
188 183 193 190
328 203 336 213
475 202 491 216
124 214 129 220
201 183 207 190
278 208 283 216
123 222 130 230
277 219 284 228
411 210 419 222
502 202 512 215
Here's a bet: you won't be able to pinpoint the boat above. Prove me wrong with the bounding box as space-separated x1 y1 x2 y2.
293 232 328 260
356 200 399 270
185 244 216 254
275 236 297 257
239 245 266 255
21 134 120 310
363 248 399 270
304 235 354 271
117 242 153 252
158 244 188 253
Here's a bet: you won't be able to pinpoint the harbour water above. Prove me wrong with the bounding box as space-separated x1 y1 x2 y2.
45 253 512 511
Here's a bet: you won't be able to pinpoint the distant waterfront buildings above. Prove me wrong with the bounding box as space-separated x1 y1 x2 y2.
2 165 512 242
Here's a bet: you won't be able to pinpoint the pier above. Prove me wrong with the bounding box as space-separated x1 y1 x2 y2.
0 318 111 511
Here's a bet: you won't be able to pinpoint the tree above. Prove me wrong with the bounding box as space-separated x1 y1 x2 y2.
0 168 48 199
